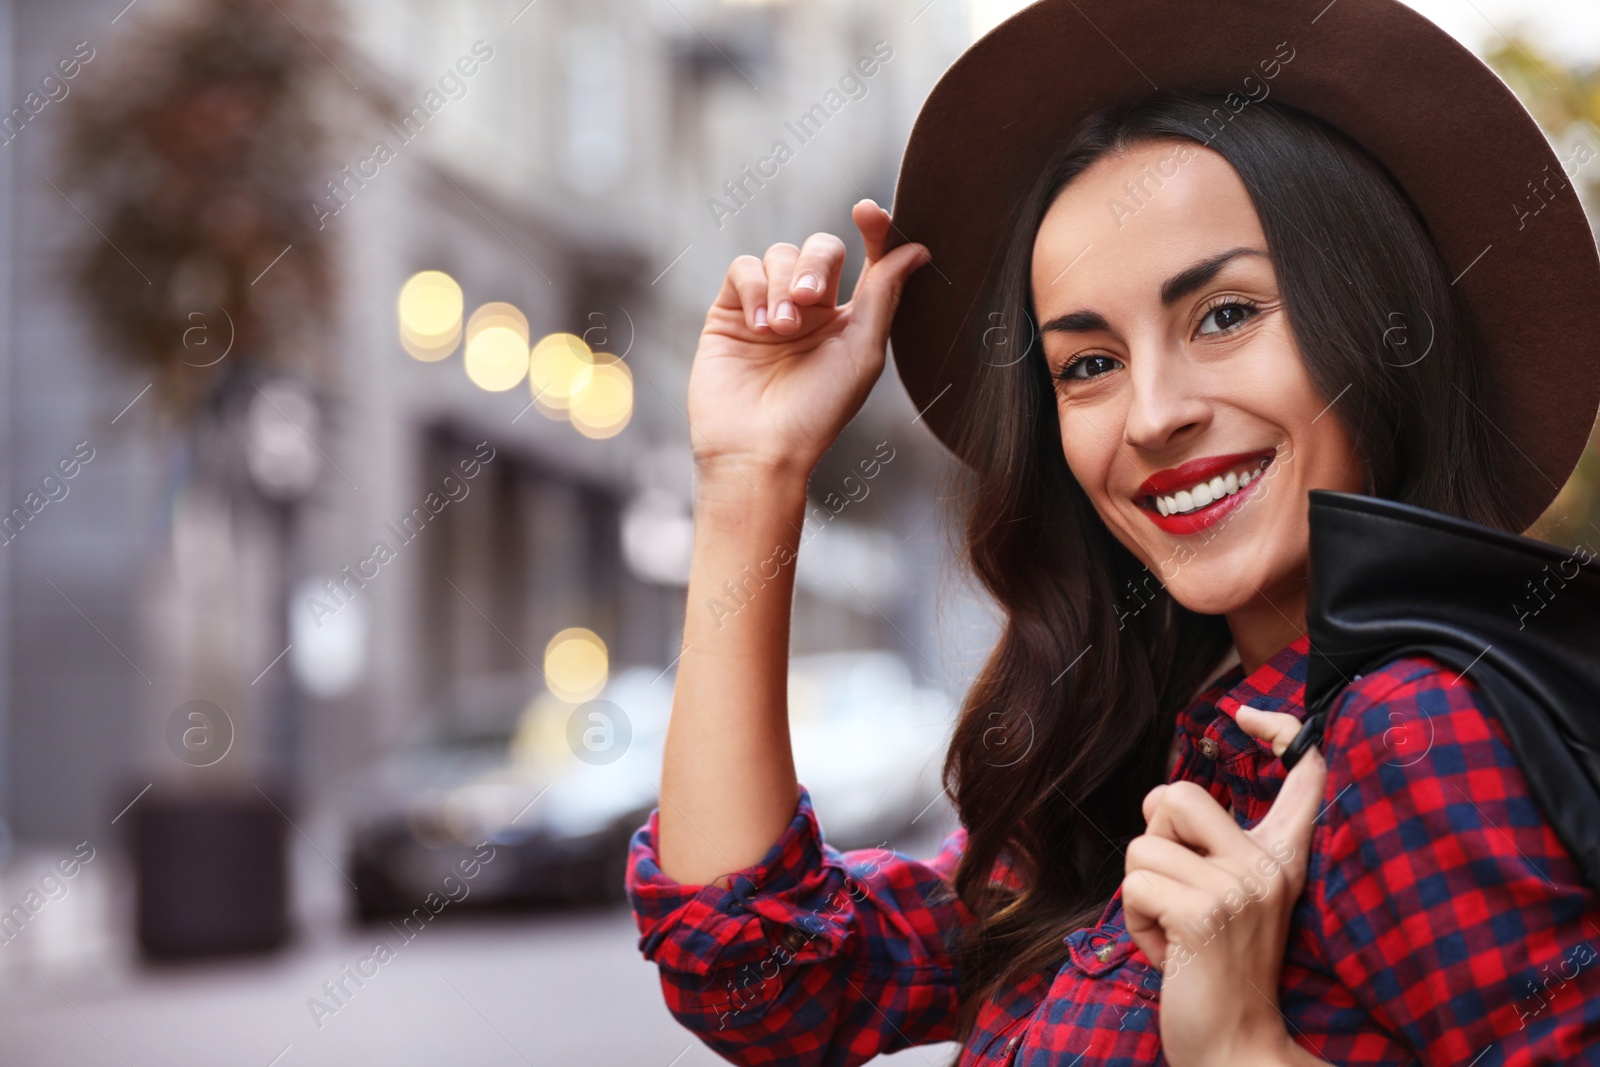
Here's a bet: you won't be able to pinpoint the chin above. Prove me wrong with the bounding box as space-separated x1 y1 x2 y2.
1161 576 1255 617
1117 490 1307 613
1152 547 1287 618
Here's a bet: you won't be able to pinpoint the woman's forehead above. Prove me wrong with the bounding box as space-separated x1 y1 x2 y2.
1031 143 1270 314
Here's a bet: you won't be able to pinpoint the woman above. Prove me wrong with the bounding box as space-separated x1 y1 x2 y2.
627 3 1600 1064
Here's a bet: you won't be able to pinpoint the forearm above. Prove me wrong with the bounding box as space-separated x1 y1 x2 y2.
657 461 811 886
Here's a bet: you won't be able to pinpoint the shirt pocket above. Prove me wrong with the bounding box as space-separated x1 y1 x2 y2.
1018 916 1163 1066
1061 894 1162 1003
961 974 1048 1066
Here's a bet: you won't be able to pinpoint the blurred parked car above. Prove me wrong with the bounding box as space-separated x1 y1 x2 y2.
786 651 955 850
343 651 954 919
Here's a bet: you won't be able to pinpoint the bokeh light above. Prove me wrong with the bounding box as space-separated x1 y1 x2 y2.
466 301 529 344
511 691 575 768
543 627 608 702
569 356 633 439
529 332 595 416
464 301 530 392
397 270 463 362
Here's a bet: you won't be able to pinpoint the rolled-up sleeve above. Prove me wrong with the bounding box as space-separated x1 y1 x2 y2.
1310 659 1600 1065
626 786 969 1067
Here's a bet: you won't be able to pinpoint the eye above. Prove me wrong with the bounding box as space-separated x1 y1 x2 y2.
1055 353 1123 382
1197 299 1260 336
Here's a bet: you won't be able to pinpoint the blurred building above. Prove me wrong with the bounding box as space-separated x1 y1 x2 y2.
0 0 980 860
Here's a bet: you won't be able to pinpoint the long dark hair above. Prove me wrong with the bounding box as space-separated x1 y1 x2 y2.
939 91 1517 1041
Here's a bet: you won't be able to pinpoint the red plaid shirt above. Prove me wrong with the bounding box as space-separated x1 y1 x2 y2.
627 634 1600 1065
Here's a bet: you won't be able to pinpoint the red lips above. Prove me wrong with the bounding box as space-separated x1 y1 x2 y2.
1137 450 1275 497
1136 449 1277 536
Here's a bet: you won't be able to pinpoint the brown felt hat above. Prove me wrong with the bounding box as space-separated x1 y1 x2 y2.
884 0 1600 531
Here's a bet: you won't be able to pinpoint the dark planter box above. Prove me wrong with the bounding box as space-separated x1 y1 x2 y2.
131 788 290 959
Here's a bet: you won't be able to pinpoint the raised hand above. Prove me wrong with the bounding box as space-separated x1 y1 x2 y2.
656 202 930 887
687 199 931 483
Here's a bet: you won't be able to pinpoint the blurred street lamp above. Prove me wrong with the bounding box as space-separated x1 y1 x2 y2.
245 377 323 501
403 285 633 440
288 578 368 698
529 331 595 417
570 355 633 438
544 627 608 702
398 270 464 362
54 0 365 962
464 301 531 391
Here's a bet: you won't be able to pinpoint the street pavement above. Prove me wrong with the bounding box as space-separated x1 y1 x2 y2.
0 903 960 1066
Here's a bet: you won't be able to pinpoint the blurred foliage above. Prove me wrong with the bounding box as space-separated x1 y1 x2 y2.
1485 38 1600 142
1485 37 1600 547
57 0 345 421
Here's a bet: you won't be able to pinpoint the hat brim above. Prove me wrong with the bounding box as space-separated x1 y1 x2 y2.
886 0 1600 532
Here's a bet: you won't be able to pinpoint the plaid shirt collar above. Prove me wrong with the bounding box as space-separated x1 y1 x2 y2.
1174 631 1313 828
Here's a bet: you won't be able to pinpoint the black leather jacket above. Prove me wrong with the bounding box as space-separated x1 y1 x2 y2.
1285 491 1600 893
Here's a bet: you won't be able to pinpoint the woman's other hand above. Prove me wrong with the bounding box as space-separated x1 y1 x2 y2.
688 199 931 483
1122 707 1331 1067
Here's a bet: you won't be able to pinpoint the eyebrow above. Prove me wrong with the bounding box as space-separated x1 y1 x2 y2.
1037 247 1267 335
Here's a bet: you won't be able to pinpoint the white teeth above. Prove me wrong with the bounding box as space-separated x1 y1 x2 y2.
1153 460 1269 517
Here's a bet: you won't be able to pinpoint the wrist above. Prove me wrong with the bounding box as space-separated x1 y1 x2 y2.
693 456 812 512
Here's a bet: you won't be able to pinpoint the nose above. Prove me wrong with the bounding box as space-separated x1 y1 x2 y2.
1121 342 1210 453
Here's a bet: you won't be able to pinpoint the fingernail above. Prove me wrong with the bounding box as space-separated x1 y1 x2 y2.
754 305 768 328
775 300 796 323
794 273 821 292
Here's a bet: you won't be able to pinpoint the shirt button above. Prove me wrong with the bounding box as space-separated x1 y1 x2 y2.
1199 736 1220 760
780 926 807 952
1095 941 1115 963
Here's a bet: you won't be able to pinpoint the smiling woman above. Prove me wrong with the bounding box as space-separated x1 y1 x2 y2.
625 1 1600 1065
992 95 1513 664
931 89 1540 1057
1035 140 1369 635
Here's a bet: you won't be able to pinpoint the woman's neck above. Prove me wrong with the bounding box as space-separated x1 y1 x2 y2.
1227 580 1309 675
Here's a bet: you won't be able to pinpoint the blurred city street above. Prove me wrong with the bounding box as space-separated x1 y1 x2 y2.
0 810 962 1067
0 0 1595 1061
3 906 694 1067
0 903 955 1066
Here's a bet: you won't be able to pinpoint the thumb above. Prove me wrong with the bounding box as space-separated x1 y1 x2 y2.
1233 705 1304 757
1247 744 1325 889
851 240 932 341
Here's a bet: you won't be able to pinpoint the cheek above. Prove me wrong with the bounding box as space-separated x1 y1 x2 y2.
1257 355 1366 490
1226 334 1358 477
1057 399 1152 557
1057 402 1117 499
1229 328 1316 414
